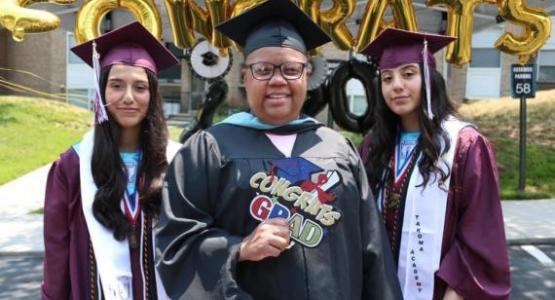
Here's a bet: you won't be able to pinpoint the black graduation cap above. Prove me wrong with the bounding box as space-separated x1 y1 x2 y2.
215 0 331 55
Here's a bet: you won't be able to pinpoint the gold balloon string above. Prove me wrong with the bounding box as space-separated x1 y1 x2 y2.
51 92 90 100
0 67 66 89
0 76 36 95
1 84 91 103
0 77 68 101
0 67 91 101
0 77 91 102
0 79 30 95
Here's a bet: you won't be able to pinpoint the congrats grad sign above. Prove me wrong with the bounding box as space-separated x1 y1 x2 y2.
248 157 343 248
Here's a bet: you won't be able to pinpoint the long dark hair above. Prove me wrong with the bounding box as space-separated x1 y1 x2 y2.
91 65 168 241
364 64 457 192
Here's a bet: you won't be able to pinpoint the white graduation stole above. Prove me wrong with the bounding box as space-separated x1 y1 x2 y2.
378 118 470 300
77 130 180 300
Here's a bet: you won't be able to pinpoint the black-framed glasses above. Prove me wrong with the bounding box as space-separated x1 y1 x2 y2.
244 61 307 81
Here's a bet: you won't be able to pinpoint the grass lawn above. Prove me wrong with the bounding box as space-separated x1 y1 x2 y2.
1 93 554 199
169 126 184 142
459 90 555 199
0 96 92 184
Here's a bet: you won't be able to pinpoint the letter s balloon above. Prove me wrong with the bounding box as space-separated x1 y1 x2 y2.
495 0 552 64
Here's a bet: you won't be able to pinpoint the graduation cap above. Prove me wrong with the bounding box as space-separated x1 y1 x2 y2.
272 158 322 184
360 28 456 120
71 21 179 74
215 0 331 55
70 21 179 124
360 28 456 70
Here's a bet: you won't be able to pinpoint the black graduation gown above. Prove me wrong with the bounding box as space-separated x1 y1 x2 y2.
156 123 401 300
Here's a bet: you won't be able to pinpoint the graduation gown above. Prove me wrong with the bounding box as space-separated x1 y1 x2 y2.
41 148 160 300
360 127 511 300
156 123 402 300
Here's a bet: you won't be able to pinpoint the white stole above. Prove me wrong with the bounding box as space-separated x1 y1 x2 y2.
77 130 180 300
378 118 470 300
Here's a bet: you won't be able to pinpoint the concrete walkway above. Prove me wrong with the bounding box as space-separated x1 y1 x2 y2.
0 165 553 255
503 199 555 245
0 164 50 254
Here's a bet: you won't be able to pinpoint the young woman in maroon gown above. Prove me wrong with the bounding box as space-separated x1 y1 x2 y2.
359 28 511 300
41 22 179 300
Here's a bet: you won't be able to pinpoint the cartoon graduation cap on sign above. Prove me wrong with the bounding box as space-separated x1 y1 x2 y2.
271 158 322 184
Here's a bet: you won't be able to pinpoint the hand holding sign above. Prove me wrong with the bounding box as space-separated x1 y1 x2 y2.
239 218 291 262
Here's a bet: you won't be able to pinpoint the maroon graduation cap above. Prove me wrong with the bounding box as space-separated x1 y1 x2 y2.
70 21 179 124
360 28 456 120
360 28 456 69
70 21 179 74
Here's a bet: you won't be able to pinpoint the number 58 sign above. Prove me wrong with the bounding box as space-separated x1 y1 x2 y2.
511 64 537 98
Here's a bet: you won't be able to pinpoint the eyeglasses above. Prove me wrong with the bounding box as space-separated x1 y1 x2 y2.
244 61 307 81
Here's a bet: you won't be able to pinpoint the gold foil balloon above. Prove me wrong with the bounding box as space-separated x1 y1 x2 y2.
495 0 552 64
75 0 162 44
391 0 418 30
19 0 75 5
230 0 266 18
298 0 319 24
228 0 266 51
206 0 232 55
0 0 76 41
354 0 389 52
298 0 321 55
427 0 496 67
300 0 356 50
355 0 418 51
319 0 356 50
187 0 212 43
163 0 195 49
171 0 233 54
165 0 232 53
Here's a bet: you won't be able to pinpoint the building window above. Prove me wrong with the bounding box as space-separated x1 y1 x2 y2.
470 48 500 68
346 78 367 116
349 95 367 116
67 89 93 109
67 34 82 64
538 50 555 83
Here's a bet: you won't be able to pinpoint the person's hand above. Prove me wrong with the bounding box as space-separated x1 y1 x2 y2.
443 287 463 300
238 218 290 262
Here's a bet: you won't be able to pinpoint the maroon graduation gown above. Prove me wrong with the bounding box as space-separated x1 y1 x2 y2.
41 148 158 300
360 127 511 300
